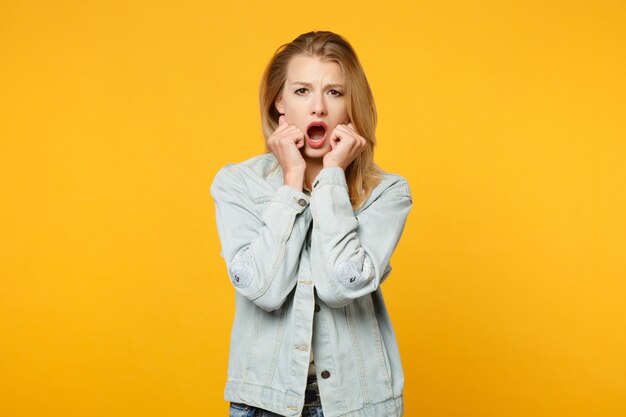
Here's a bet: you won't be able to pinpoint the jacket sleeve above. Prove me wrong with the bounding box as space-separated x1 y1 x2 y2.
309 167 412 308
210 164 312 312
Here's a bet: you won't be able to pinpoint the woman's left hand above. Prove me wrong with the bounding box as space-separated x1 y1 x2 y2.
323 123 367 170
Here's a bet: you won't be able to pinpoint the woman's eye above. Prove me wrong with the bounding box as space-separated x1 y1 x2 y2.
330 89 343 96
295 88 307 95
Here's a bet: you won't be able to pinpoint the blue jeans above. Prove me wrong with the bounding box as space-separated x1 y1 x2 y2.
229 402 324 417
229 375 324 417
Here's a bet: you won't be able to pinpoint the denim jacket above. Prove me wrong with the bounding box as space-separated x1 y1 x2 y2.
210 153 412 417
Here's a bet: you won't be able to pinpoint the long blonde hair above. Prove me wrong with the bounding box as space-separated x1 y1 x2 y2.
259 31 383 210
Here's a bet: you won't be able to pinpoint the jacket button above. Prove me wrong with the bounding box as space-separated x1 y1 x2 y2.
321 370 331 379
297 198 307 207
314 304 320 312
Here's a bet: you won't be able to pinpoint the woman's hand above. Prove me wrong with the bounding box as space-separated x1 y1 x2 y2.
267 115 306 189
323 123 367 170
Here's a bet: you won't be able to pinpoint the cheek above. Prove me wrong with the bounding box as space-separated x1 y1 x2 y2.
332 103 349 119
283 99 305 114
287 108 311 126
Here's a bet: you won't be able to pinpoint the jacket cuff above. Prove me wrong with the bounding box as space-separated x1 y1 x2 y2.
312 166 347 191
272 185 311 214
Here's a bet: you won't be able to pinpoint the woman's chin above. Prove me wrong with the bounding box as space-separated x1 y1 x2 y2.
302 145 330 161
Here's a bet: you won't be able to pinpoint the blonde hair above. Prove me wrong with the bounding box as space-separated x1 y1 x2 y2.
259 31 383 210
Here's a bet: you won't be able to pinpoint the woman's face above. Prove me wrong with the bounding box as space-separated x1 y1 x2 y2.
275 55 350 161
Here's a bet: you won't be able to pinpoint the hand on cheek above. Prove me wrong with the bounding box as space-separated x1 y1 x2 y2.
267 115 307 176
323 122 367 170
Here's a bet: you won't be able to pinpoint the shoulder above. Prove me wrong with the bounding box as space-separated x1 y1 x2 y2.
356 171 412 213
214 153 278 177
377 171 411 197
212 152 278 181
210 153 280 196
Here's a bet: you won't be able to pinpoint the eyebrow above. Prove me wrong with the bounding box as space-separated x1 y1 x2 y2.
291 81 344 89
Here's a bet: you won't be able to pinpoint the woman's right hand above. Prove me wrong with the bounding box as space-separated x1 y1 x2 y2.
267 115 306 185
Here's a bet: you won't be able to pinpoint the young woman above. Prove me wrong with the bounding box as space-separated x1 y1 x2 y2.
211 31 412 417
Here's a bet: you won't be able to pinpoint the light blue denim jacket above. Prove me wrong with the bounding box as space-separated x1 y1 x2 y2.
210 153 412 417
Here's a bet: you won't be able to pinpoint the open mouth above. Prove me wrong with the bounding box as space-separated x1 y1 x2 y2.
306 121 328 149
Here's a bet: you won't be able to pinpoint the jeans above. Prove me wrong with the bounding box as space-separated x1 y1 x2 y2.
229 375 324 417
228 402 324 417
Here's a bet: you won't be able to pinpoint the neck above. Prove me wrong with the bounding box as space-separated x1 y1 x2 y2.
304 158 323 190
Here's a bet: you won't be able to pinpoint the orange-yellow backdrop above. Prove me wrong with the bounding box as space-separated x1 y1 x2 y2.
1 1 625 416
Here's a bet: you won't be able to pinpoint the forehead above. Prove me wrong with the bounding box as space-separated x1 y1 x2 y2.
285 55 344 84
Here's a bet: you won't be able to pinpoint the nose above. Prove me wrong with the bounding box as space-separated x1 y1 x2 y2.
311 93 327 116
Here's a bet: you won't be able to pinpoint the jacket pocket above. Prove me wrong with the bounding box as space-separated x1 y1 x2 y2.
365 294 394 399
244 304 287 386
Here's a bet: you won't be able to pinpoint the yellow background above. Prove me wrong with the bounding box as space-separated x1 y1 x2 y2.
1 0 625 416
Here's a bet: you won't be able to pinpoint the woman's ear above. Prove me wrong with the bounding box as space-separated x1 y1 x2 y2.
274 96 284 115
